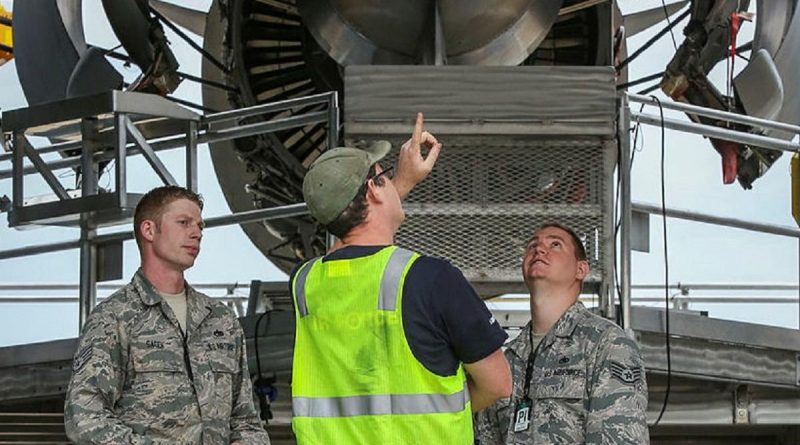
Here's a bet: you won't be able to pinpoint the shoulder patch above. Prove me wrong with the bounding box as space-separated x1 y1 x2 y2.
609 361 642 385
73 344 93 372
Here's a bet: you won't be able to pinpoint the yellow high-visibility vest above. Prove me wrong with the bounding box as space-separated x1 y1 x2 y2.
291 246 472 445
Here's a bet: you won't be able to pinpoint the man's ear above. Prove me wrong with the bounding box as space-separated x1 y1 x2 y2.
140 219 156 242
365 179 384 205
576 260 590 281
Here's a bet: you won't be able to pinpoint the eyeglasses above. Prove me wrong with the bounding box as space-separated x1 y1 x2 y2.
371 165 395 182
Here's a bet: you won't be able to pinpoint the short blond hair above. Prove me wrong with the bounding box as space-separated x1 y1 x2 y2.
133 186 203 248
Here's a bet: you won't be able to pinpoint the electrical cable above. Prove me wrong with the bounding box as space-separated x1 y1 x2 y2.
637 82 662 96
726 27 732 107
650 95 672 427
163 95 219 114
661 0 679 50
149 6 230 75
105 49 133 64
253 307 276 422
735 41 753 55
253 309 272 380
103 43 124 56
616 72 665 91
103 47 232 110
616 8 690 72
177 70 239 93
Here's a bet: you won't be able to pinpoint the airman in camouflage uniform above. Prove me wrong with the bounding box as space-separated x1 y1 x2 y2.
474 223 649 444
474 303 649 444
64 186 269 444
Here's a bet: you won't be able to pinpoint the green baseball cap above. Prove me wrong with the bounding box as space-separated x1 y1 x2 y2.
302 141 392 225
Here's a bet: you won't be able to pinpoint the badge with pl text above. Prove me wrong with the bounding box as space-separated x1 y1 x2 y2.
513 398 531 432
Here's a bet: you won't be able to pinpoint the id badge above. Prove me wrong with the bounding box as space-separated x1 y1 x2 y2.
513 398 531 433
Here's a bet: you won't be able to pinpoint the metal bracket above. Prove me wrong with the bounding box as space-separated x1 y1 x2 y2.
733 384 750 424
631 208 650 252
96 239 123 282
796 353 800 386
19 135 70 200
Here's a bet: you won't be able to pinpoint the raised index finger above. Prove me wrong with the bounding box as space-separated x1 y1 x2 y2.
411 112 424 147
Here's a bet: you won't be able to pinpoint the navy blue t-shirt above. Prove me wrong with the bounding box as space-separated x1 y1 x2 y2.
289 245 507 377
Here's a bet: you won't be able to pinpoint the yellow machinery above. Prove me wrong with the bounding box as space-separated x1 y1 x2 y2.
0 5 11 64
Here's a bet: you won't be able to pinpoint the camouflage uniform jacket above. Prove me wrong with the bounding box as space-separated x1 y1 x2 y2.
474 302 649 445
64 270 270 445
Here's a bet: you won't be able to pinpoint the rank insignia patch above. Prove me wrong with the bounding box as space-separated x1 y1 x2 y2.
73 344 93 372
609 361 642 385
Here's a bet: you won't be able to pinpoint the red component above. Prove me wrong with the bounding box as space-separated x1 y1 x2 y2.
709 12 745 185
710 139 739 184
730 12 742 60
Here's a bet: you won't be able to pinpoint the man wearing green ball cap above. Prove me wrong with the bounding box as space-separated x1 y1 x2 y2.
291 113 512 445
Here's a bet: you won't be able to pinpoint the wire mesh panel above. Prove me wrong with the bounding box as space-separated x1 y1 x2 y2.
344 66 618 293
381 137 614 284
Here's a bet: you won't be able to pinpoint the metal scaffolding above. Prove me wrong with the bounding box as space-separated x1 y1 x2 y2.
0 90 338 330
618 91 800 330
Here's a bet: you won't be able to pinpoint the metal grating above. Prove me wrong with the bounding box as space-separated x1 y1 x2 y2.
380 137 613 283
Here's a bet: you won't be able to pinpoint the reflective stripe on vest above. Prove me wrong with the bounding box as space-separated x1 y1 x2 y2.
378 247 415 311
293 257 320 317
293 387 470 418
294 248 414 315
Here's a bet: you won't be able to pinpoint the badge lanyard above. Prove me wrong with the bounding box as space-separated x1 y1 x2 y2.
513 331 541 433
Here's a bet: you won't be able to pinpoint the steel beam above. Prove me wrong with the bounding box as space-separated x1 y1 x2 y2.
186 121 198 192
0 138 82 163
20 136 70 200
327 91 340 150
0 111 330 180
78 226 96 331
124 116 177 186
619 95 632 326
0 92 338 164
78 118 101 331
80 118 99 197
631 111 800 154
628 93 800 135
11 132 23 206
1 90 199 133
632 202 800 238
114 114 128 208
632 283 800 291
203 91 333 124
0 203 309 260
0 240 81 260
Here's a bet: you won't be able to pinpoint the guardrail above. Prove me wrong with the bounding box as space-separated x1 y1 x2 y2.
619 92 800 330
0 91 334 329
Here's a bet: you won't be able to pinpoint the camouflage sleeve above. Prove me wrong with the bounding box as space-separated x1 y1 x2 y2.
64 307 171 445
585 328 650 445
228 324 271 444
472 398 508 445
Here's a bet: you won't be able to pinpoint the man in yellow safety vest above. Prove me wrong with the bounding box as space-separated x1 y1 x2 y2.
291 113 512 444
